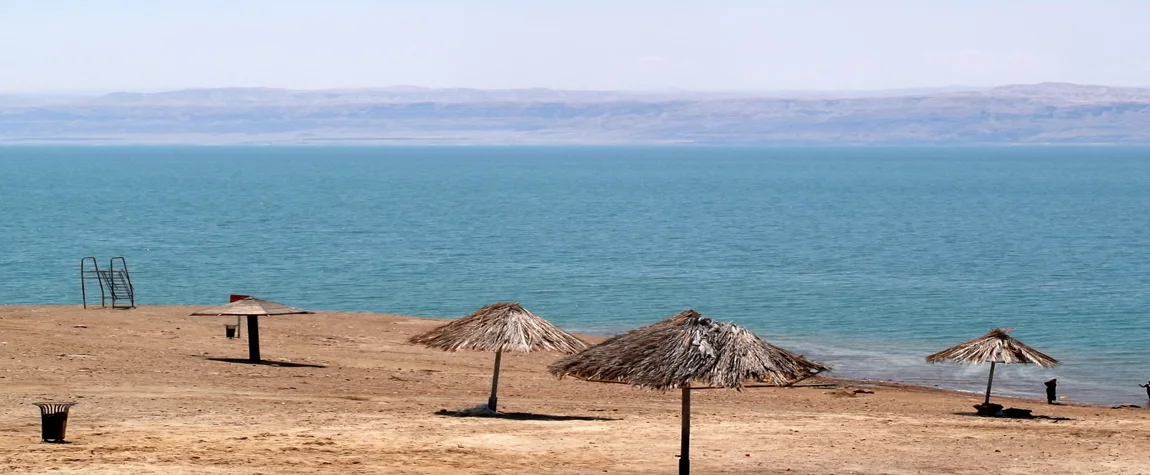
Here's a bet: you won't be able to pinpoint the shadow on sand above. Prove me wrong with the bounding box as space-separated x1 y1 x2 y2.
435 409 618 421
951 411 1073 422
203 357 327 368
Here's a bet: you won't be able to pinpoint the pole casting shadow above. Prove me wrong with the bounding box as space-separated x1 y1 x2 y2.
951 411 1073 421
204 356 327 368
435 409 617 421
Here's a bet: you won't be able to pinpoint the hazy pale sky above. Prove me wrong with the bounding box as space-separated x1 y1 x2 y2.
1 0 1148 93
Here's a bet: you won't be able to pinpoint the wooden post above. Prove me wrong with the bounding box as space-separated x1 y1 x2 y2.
984 361 996 405
247 315 261 362
680 385 690 475
488 350 502 412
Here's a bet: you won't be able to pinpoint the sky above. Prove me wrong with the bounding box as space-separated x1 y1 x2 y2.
1 0 1148 93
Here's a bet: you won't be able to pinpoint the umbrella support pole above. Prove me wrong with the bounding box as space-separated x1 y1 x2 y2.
247 315 261 362
984 361 996 405
680 385 690 475
488 350 501 412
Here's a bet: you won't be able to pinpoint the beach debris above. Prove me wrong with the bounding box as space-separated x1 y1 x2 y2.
72 325 87 329
410 302 586 413
829 388 874 397
974 403 1072 421
974 403 1005 417
549 309 829 475
1002 407 1034 419
927 328 1058 406
1111 404 1142 409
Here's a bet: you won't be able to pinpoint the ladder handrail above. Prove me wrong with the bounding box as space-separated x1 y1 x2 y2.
109 257 135 309
79 257 104 309
99 271 120 298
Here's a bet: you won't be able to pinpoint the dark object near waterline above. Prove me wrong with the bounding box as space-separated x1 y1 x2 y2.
1140 381 1150 399
34 402 76 443
973 403 1034 418
79 256 135 309
1003 407 1034 418
927 328 1058 406
1045 378 1058 404
974 402 1004 417
191 297 312 362
549 309 829 475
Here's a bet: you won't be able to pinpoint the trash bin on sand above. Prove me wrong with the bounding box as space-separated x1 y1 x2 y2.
225 324 238 339
33 402 76 443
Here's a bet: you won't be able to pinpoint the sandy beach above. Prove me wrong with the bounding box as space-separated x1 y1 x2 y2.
1 305 1147 474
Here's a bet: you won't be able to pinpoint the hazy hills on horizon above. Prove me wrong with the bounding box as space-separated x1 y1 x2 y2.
3 82 1150 145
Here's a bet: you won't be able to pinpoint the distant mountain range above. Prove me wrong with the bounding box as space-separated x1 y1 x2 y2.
2 83 1150 145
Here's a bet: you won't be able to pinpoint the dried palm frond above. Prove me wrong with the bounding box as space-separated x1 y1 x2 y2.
926 328 1058 367
190 297 311 316
549 309 828 390
549 309 828 474
410 302 587 354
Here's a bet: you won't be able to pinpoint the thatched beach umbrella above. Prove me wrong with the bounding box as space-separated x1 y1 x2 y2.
191 297 312 363
926 328 1058 405
548 309 828 475
409 302 587 412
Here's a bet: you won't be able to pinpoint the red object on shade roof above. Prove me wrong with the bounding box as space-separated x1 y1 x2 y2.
229 294 250 302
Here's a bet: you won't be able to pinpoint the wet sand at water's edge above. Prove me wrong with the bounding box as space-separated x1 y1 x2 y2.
1 305 1148 474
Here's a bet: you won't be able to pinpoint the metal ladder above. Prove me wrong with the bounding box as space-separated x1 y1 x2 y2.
80 257 136 309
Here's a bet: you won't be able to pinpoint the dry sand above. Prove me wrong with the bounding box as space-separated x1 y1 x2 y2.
1 305 1147 474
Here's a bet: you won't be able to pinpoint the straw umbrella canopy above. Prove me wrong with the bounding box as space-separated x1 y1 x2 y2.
926 328 1058 406
409 302 587 412
190 297 312 362
548 309 828 475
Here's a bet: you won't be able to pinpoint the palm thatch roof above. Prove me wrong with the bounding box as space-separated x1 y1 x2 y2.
926 328 1058 367
548 309 828 390
190 297 312 317
409 302 587 354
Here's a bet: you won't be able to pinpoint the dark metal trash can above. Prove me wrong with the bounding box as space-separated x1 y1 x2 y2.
34 402 76 443
225 324 238 339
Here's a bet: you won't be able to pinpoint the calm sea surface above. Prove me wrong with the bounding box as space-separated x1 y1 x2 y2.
1 146 1148 405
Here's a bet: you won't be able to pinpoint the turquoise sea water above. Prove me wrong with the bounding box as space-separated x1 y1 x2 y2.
1 146 1148 405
